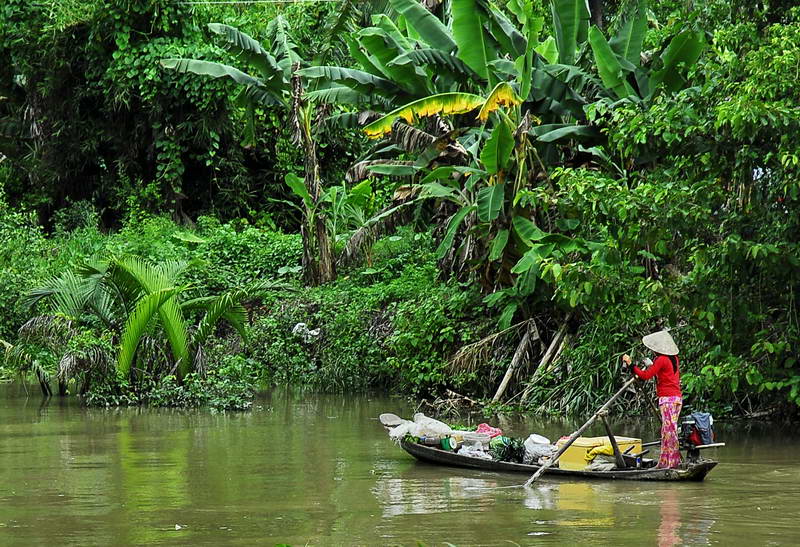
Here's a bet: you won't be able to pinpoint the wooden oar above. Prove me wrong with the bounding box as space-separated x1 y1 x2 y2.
523 376 638 487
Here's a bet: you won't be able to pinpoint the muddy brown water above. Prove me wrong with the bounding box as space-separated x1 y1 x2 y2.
0 386 797 546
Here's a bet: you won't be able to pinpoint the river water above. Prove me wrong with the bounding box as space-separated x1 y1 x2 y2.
0 386 797 546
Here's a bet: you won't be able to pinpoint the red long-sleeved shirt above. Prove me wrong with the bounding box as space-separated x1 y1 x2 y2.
633 355 682 398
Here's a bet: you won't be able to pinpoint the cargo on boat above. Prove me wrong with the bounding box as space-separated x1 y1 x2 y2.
381 412 723 482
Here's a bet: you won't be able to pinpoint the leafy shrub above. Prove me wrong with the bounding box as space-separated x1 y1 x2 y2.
244 229 488 394
192 216 302 291
0 197 46 338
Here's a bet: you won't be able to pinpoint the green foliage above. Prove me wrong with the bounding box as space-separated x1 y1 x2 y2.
2 0 800 417
244 228 488 394
0 0 360 225
191 216 302 291
85 358 258 411
0 195 47 338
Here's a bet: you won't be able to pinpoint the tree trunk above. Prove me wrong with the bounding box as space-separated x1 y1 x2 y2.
492 320 539 403
589 0 604 28
292 65 336 286
521 317 571 403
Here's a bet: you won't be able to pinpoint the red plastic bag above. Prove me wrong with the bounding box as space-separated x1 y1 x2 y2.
476 423 503 438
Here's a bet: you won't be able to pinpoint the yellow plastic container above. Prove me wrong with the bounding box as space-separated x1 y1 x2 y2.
555 436 642 470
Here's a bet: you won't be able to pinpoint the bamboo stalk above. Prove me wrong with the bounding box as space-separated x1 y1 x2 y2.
524 376 638 487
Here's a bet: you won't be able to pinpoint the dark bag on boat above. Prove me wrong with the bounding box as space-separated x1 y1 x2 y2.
690 412 714 445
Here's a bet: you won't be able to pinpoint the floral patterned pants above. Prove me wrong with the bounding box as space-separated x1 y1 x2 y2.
657 396 683 469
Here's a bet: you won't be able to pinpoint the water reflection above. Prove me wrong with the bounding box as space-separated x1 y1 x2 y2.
522 483 557 510
374 476 500 517
658 488 681 547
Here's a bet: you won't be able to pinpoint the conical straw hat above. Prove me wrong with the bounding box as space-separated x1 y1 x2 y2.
642 330 679 355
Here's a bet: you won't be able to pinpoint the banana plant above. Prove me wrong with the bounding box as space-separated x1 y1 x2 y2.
284 174 374 246
161 18 336 286
161 18 299 146
316 0 702 145
587 0 705 102
299 0 553 120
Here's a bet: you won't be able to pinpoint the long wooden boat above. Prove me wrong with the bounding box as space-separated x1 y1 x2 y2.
400 439 717 481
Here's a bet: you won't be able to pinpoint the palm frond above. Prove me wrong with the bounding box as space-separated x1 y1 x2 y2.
117 287 180 379
157 296 192 380
58 345 114 383
107 256 157 308
18 315 75 347
194 290 249 346
110 257 192 377
22 270 93 318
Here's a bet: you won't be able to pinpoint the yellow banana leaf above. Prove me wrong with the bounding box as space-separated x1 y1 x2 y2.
477 82 523 122
364 92 485 138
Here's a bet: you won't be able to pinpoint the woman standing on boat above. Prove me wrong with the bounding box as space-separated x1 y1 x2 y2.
622 330 682 469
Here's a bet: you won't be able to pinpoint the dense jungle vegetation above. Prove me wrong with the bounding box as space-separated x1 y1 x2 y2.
1 0 798 417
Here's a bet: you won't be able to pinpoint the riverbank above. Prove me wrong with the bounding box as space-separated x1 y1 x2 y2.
0 207 797 418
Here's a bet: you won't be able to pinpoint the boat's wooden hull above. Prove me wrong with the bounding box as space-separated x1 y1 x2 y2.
400 440 717 481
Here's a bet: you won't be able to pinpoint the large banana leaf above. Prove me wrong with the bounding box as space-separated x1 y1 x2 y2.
363 92 485 138
389 0 457 52
608 0 647 66
588 26 637 100
344 35 385 78
477 82 523 122
266 15 302 78
367 164 420 176
452 0 490 81
117 287 179 379
648 30 705 97
512 215 548 246
530 64 588 120
372 13 413 51
160 59 281 106
240 83 283 107
542 63 602 90
207 23 283 90
298 66 406 99
480 120 514 174
516 15 545 102
531 123 600 143
285 173 312 208
436 205 476 259
535 36 559 64
391 48 482 84
551 0 591 65
356 28 429 96
477 184 506 222
161 59 260 87
490 59 519 79
485 4 527 58
489 229 510 261
305 85 391 107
